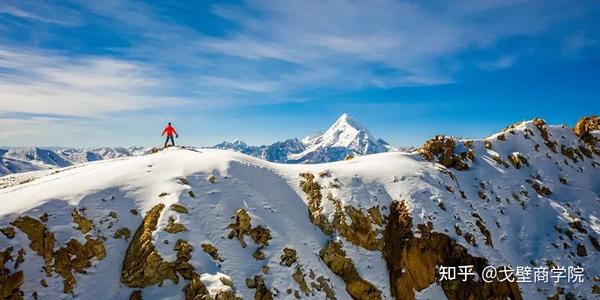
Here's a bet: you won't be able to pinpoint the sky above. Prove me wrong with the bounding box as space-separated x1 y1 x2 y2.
0 0 599 147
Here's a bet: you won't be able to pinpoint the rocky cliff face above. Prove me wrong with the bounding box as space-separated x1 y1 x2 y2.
0 116 599 299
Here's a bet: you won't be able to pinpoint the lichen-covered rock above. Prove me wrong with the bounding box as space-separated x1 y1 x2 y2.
1 246 24 299
165 216 187 234
201 242 224 262
382 200 521 300
319 240 381 300
170 204 189 214
280 247 297 267
121 204 178 288
0 227 15 239
72 209 94 234
11 216 56 275
418 136 470 170
574 115 600 146
113 228 131 239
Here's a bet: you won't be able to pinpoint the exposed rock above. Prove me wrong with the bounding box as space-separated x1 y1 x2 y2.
72 209 94 234
253 247 265 260
52 237 106 293
184 275 209 300
299 173 333 234
533 118 557 152
1 246 24 299
178 177 190 185
170 204 189 214
590 236 600 252
130 209 138 215
382 200 521 300
569 220 587 234
158 192 169 197
188 191 196 198
11 216 55 275
113 228 131 239
201 242 224 262
319 240 381 300
333 203 382 251
418 136 470 170
165 216 187 234
108 211 118 219
245 275 273 300
367 206 383 226
577 244 587 257
129 290 142 300
208 175 216 184
0 227 15 239
227 209 271 248
311 276 336 300
14 248 25 269
280 247 297 267
508 153 529 169
121 204 178 288
292 266 310 295
529 180 552 196
573 115 600 146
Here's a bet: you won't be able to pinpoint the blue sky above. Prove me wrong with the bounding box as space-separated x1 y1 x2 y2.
0 0 599 147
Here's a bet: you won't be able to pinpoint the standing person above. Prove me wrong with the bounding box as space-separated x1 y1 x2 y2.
162 122 179 147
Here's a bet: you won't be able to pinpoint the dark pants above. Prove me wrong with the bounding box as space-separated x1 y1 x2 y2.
165 135 175 147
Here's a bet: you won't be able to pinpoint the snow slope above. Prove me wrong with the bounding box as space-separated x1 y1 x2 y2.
1 118 599 300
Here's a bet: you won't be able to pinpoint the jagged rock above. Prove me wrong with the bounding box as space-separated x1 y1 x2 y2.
508 153 529 169
574 115 600 146
299 173 334 235
382 200 521 300
113 228 131 239
72 209 94 234
419 136 470 170
0 227 15 238
184 275 210 300
319 240 381 300
121 204 178 288
292 266 310 295
208 175 216 183
201 242 224 262
11 216 56 275
280 247 297 267
249 226 272 246
1 246 24 299
367 206 383 226
532 118 557 152
334 204 381 251
227 209 271 249
170 204 189 214
129 290 142 300
165 216 187 234
53 237 106 293
228 209 252 247
246 275 273 300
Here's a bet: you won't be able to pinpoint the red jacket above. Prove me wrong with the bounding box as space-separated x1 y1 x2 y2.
162 125 178 137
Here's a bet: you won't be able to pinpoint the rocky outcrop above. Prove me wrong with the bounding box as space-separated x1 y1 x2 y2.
113 228 131 239
53 237 106 293
0 227 15 239
201 242 224 262
280 247 298 267
299 173 333 234
11 216 56 276
1 246 24 299
170 203 189 214
382 200 521 300
574 115 600 148
165 216 187 234
72 209 94 234
418 136 472 170
245 274 273 300
121 204 178 287
227 209 271 249
319 240 381 300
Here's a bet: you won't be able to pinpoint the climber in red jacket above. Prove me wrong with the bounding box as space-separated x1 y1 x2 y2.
162 122 179 147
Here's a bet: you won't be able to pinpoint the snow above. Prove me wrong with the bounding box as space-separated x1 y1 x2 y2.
1 119 598 299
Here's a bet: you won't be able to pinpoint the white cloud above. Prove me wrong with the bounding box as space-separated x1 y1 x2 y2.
0 47 190 117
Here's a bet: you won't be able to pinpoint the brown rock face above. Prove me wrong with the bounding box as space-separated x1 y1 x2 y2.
201 242 224 262
299 173 334 235
53 237 106 293
227 209 271 248
280 247 298 267
72 209 94 234
0 227 15 239
165 216 187 234
418 136 470 170
170 203 189 214
574 115 600 146
319 241 381 300
11 216 56 276
532 118 557 152
245 275 273 300
383 200 521 300
121 203 178 287
113 228 131 239
1 247 24 299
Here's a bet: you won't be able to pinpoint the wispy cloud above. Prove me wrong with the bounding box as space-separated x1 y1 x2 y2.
0 47 190 117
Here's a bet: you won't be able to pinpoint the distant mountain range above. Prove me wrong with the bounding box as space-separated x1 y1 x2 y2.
214 113 398 163
0 147 147 176
0 114 400 176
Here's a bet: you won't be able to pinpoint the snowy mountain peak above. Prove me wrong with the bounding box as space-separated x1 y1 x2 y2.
306 113 373 148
